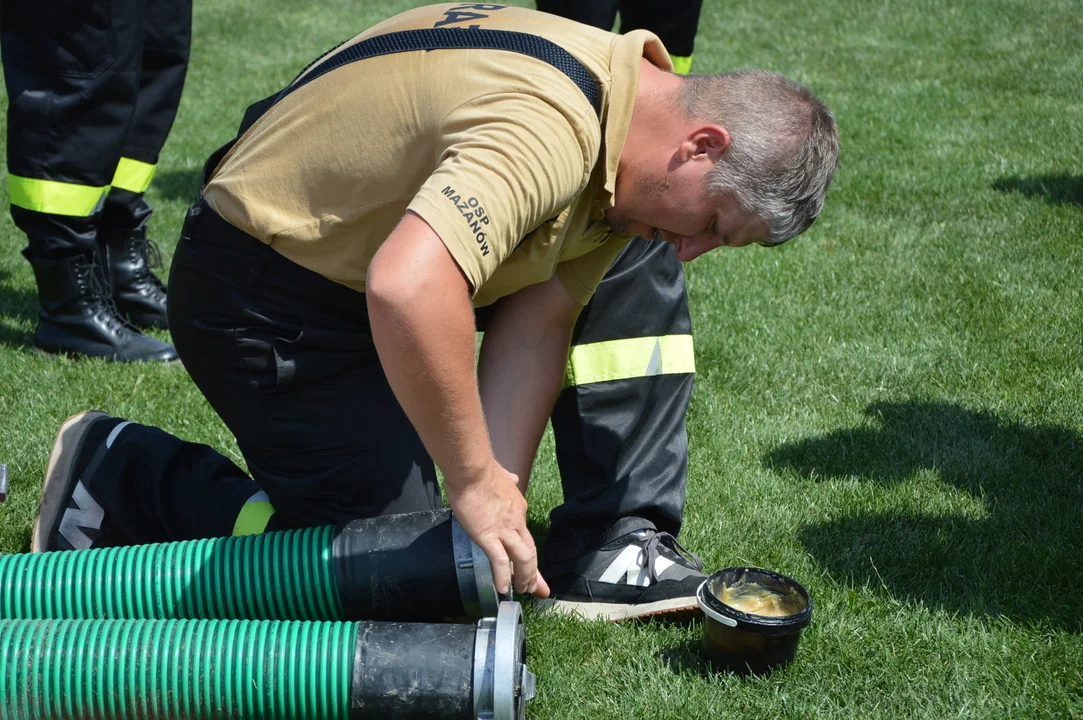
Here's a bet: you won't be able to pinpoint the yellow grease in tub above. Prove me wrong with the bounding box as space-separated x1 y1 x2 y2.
717 580 806 617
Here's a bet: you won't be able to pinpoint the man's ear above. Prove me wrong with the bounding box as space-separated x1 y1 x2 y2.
678 125 730 163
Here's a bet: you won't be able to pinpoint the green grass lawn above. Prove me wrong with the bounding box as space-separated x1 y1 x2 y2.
1 0 1081 717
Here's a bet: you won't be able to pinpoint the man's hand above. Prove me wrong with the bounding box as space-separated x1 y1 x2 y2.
446 460 550 598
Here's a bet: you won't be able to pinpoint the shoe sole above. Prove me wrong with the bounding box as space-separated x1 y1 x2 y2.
30 411 109 553
32 347 180 364
534 596 703 622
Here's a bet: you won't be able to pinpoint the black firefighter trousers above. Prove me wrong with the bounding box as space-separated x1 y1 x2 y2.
90 202 692 564
535 0 703 65
535 0 700 565
1 0 192 258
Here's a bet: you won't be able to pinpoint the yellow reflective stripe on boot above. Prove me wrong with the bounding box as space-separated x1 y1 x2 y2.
111 157 156 193
8 174 109 216
563 334 695 388
670 55 694 75
232 490 276 536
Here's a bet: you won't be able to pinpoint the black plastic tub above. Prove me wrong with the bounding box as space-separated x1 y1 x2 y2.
696 566 813 674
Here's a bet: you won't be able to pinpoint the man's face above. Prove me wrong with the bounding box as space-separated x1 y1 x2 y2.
605 132 771 261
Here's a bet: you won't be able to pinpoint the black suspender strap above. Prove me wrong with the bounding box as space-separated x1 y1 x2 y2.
285 29 600 114
199 28 600 189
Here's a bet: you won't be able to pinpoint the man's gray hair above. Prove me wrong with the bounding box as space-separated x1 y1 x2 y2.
681 70 839 246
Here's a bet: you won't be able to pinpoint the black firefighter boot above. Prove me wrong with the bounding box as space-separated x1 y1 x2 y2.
101 227 169 330
26 251 178 362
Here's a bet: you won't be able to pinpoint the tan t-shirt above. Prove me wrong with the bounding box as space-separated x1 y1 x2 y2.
203 3 672 306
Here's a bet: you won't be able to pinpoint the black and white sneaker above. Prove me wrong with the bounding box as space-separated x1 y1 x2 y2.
31 410 130 552
536 529 706 622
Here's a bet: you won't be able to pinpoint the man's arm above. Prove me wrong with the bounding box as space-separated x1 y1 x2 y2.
366 211 548 598
477 275 582 495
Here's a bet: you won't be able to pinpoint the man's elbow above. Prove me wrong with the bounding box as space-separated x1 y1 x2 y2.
366 248 472 322
368 211 473 310
365 255 411 319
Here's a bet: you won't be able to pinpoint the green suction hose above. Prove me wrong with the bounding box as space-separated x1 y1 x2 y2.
0 525 343 621
0 618 355 719
0 602 533 720
0 510 500 622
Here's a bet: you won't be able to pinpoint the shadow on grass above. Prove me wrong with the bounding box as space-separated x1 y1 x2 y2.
765 401 1083 631
658 638 715 677
0 267 36 350
992 174 1083 209
151 168 204 204
658 637 800 679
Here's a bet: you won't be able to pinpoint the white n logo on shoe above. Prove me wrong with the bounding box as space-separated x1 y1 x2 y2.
58 481 105 550
598 545 676 587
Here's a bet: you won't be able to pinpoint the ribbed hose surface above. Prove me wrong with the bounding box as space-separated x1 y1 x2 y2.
0 527 344 620
0 618 356 720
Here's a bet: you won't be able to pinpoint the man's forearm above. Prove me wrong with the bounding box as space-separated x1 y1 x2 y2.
369 287 494 482
366 211 548 597
478 278 580 492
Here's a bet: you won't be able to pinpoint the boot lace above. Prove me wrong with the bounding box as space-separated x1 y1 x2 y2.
143 237 164 272
85 259 136 334
133 237 167 291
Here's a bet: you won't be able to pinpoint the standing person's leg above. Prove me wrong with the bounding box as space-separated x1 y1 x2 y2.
31 205 442 551
536 0 706 624
0 0 176 361
534 0 619 30
550 239 693 549
550 239 693 552
542 238 703 621
618 0 704 74
99 0 194 330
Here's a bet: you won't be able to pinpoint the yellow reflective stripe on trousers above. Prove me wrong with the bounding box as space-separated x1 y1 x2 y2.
670 55 693 75
8 174 109 216
563 335 695 388
232 490 276 536
111 157 156 193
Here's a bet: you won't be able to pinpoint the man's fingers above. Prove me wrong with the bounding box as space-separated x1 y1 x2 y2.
514 525 545 596
480 540 512 595
533 570 550 599
505 533 539 595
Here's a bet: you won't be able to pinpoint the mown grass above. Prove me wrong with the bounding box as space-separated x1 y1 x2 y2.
1 0 1081 717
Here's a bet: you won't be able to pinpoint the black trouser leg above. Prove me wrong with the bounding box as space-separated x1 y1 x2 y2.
546 238 694 565
100 0 193 234
535 0 619 30
618 0 703 58
533 0 701 567
88 421 260 543
536 0 702 64
536 2 700 568
1 0 144 258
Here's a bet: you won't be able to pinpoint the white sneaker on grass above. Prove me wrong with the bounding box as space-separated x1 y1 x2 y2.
535 529 706 622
